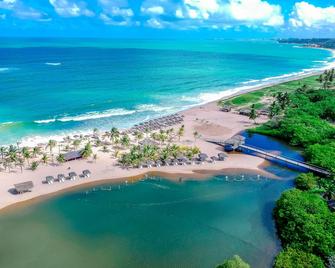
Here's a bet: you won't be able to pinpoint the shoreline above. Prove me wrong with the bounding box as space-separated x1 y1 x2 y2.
1 166 275 214
0 63 330 213
3 58 332 148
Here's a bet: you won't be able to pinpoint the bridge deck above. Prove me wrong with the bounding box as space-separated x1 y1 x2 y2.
207 139 331 176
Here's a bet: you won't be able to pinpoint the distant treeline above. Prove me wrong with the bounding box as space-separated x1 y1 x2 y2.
278 38 335 49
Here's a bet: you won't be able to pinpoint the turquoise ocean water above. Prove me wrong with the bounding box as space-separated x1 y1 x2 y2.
0 39 333 145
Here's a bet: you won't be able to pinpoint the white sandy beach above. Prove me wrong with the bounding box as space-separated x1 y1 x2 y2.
3 64 331 212
0 97 273 212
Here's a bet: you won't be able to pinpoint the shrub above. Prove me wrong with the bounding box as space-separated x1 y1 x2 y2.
274 189 335 258
274 247 324 268
295 173 318 191
306 142 335 171
216 255 250 268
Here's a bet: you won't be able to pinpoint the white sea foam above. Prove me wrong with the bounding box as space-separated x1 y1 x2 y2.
57 108 136 122
0 121 15 125
45 62 61 66
240 79 261 85
136 104 174 113
34 119 56 124
0 67 18 72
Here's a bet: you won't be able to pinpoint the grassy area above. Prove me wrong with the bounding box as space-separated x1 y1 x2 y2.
219 75 320 108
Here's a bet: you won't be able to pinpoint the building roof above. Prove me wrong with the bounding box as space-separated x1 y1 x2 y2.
64 151 82 161
14 181 34 193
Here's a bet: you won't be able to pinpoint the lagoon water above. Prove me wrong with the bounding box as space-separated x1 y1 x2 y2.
0 39 334 145
0 170 297 268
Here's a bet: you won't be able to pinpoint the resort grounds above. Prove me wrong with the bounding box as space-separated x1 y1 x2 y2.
0 71 325 212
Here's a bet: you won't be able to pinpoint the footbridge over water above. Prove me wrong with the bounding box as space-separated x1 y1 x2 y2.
207 138 332 177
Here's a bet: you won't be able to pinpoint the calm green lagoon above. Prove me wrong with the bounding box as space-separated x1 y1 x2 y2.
0 168 296 268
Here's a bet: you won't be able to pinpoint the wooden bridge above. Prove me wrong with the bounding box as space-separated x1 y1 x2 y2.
207 139 332 176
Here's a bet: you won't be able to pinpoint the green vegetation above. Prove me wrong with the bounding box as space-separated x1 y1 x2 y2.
223 91 265 106
274 247 324 268
219 75 320 108
30 161 39 171
250 72 335 171
216 255 250 268
274 189 335 258
295 173 318 191
231 70 335 267
81 142 93 159
119 144 200 168
306 142 335 171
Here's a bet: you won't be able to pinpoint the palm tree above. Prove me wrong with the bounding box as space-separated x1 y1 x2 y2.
134 131 144 142
32 146 41 158
8 145 17 154
249 104 258 124
120 135 130 148
144 127 150 138
7 150 17 163
0 146 7 160
110 127 120 143
3 158 12 172
93 154 98 163
81 142 93 159
193 131 200 143
177 125 185 142
73 139 81 150
102 145 109 153
56 154 65 165
41 153 49 165
95 139 102 147
269 101 281 119
16 158 25 173
22 148 31 165
46 140 57 155
31 161 39 171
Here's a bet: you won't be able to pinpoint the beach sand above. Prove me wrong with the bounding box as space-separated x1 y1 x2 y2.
0 95 274 212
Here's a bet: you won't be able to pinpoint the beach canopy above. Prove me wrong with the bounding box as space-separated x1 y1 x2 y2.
46 176 55 183
139 138 159 146
14 181 34 194
218 152 228 160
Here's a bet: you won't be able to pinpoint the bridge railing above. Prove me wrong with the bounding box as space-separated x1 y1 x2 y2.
206 139 331 175
240 144 331 174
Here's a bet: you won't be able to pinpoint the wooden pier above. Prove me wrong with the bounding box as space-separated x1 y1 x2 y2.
207 139 331 176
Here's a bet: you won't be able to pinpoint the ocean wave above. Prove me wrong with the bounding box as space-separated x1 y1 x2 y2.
34 119 56 124
33 108 136 124
57 108 135 122
0 121 15 126
313 60 328 64
0 67 18 73
240 79 261 85
45 62 61 66
136 104 174 113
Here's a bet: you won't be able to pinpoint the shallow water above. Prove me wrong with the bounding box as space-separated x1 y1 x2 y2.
0 39 333 145
0 168 298 268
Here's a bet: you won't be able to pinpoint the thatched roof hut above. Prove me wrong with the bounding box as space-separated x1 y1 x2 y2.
64 151 82 161
14 181 33 194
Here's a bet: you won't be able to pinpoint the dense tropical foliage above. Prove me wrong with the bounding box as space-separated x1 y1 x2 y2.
251 71 335 171
273 247 324 268
216 255 250 268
